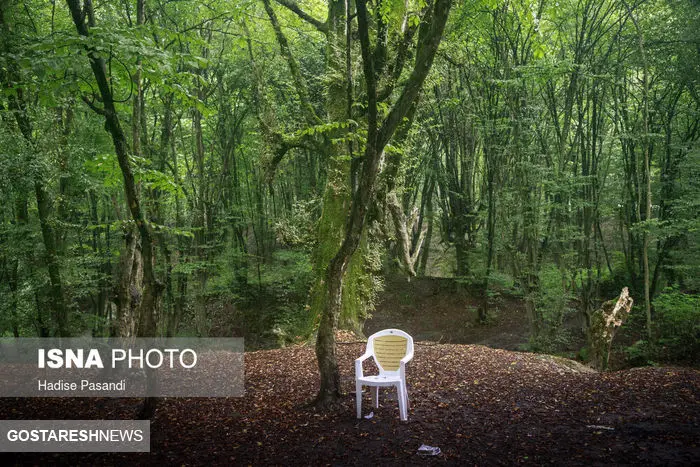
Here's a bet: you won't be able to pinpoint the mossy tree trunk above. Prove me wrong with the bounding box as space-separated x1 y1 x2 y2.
315 0 453 406
259 0 451 406
259 0 372 338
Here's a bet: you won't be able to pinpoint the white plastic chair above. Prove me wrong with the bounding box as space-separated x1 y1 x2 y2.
355 329 414 421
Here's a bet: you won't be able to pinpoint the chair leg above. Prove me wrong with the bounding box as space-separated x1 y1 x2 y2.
397 383 407 421
404 384 410 420
356 382 362 419
373 386 379 408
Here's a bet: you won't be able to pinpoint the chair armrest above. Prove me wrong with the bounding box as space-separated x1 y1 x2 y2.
355 352 372 378
399 351 413 379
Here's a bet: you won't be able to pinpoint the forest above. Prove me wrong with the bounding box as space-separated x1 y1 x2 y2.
1 0 699 463
1 0 700 413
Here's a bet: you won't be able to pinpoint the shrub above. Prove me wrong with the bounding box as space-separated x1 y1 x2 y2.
652 287 700 363
624 339 656 367
622 288 700 366
531 265 576 352
488 271 523 297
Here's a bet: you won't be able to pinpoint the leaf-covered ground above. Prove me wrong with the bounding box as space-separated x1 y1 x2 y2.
1 341 699 465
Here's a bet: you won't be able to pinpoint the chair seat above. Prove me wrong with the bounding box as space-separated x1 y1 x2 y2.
358 374 402 386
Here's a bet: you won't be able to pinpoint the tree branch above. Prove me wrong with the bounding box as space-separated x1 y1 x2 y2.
81 94 106 115
378 0 452 149
356 0 377 144
378 12 419 101
264 133 315 182
243 17 318 181
262 0 321 125
274 0 327 33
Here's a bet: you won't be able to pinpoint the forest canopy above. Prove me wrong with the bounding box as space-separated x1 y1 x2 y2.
0 0 698 393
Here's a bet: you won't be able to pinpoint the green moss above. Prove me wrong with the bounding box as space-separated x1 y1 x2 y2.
340 230 383 333
306 153 383 335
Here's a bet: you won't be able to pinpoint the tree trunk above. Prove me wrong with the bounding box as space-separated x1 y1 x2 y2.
387 192 427 277
67 0 162 419
113 226 136 336
314 0 452 406
1 4 70 337
622 0 652 340
34 182 69 336
7 254 20 337
417 178 435 276
588 287 633 371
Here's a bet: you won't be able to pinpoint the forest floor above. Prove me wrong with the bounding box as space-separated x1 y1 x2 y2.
1 277 697 465
1 340 699 465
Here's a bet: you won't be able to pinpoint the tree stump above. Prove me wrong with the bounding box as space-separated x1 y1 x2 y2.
588 287 634 371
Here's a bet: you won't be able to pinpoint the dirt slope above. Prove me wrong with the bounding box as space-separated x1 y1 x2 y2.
366 277 530 349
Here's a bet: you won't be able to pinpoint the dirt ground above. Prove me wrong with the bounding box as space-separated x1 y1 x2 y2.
2 278 697 465
365 276 531 350
1 341 698 465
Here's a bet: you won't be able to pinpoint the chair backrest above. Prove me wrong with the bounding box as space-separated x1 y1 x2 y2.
367 329 413 374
